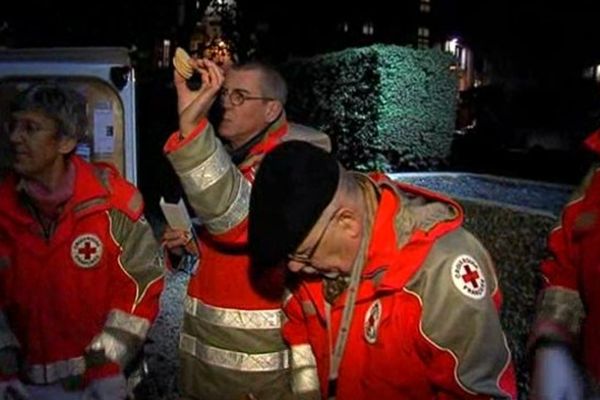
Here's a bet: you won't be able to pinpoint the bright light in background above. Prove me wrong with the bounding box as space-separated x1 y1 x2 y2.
160 39 171 68
445 38 459 55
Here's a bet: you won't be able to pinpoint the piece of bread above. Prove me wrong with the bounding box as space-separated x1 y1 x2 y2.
173 47 193 79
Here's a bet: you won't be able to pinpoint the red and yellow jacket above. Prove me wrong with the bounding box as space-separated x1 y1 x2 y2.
283 174 517 400
531 129 600 381
0 156 164 386
164 115 331 399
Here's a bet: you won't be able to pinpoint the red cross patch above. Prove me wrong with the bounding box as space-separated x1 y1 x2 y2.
71 234 103 268
451 255 486 300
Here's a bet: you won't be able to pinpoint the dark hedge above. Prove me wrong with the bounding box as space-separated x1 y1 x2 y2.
461 201 554 399
283 44 457 171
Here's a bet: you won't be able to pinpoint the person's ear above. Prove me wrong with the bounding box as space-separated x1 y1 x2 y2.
337 208 361 239
58 136 77 155
264 100 283 123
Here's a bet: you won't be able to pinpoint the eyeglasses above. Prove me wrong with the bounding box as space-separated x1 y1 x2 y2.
287 208 339 266
220 87 275 107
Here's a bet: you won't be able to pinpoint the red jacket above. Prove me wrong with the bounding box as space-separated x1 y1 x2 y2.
532 129 600 381
164 116 331 399
283 174 516 399
0 156 164 385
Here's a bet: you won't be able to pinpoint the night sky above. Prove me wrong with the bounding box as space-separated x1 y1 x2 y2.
3 0 600 75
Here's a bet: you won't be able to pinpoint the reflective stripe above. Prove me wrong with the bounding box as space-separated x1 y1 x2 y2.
205 176 251 234
179 332 289 372
0 312 19 350
181 145 231 192
106 309 151 339
283 290 293 307
88 331 129 366
185 296 283 330
290 344 320 394
27 357 85 384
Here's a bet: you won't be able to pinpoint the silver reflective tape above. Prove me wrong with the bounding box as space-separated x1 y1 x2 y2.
205 176 251 234
179 333 290 372
27 357 86 384
181 145 231 192
88 331 129 366
290 344 320 394
105 309 151 339
291 344 317 368
185 296 283 330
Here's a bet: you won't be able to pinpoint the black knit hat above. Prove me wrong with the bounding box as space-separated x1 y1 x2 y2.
249 141 340 269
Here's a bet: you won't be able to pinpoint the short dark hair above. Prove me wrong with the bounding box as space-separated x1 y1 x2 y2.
11 83 88 142
231 61 288 105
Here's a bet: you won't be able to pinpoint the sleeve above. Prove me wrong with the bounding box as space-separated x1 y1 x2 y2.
163 119 250 245
0 235 20 381
84 191 165 382
282 291 321 400
405 228 517 399
529 167 599 348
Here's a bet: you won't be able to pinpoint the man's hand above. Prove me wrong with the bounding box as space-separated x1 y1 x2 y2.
0 378 29 400
174 58 224 138
162 226 198 257
531 345 583 400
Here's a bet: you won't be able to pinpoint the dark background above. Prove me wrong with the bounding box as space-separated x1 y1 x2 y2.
2 0 600 188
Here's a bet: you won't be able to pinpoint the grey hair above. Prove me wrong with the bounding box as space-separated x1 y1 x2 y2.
231 61 288 105
11 84 88 142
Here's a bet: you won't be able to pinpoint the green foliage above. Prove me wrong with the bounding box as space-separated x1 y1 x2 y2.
461 200 552 400
283 44 457 171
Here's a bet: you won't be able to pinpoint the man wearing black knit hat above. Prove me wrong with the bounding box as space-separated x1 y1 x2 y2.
249 141 518 400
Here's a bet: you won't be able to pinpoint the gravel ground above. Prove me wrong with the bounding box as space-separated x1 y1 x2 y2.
137 172 575 400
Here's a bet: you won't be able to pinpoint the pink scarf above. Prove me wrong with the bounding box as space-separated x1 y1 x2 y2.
22 160 76 220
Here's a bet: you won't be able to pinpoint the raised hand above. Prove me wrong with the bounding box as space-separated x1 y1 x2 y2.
174 58 224 138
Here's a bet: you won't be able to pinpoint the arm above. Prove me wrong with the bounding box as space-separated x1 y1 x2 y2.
530 167 596 346
282 291 321 400
406 228 516 399
164 59 251 243
528 168 599 400
0 237 20 381
0 232 29 399
84 190 164 384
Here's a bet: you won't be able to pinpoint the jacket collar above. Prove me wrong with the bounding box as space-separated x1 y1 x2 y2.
230 112 288 168
0 156 111 223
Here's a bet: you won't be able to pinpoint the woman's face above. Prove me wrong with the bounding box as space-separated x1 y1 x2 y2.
9 110 75 180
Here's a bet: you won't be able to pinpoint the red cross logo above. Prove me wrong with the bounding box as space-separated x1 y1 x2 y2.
461 265 480 288
451 255 486 300
78 241 97 260
71 234 103 268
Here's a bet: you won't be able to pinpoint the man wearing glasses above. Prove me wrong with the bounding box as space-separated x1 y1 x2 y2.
248 141 518 399
162 58 330 399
